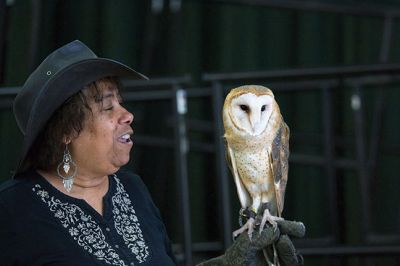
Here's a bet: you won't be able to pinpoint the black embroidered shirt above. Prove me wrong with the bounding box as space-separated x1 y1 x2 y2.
0 169 176 266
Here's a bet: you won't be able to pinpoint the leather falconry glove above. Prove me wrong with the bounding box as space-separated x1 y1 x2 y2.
197 219 305 266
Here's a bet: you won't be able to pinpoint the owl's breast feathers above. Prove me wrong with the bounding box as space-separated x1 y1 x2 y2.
225 114 287 190
224 118 281 192
234 148 272 193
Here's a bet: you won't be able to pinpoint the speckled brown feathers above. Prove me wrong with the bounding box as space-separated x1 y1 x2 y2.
270 122 290 216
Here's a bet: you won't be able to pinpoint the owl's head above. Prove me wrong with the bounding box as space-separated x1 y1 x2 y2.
223 85 277 136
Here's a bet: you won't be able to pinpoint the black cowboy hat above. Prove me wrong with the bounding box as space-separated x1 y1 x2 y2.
13 40 148 174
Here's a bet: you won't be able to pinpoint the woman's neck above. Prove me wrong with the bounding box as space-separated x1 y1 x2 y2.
37 169 110 215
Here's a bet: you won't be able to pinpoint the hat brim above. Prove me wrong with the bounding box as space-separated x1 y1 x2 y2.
16 58 147 173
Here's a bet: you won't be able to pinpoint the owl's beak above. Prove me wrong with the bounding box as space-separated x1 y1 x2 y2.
249 111 261 132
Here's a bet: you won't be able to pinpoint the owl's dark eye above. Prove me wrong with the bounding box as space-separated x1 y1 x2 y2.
240 105 249 112
261 105 266 112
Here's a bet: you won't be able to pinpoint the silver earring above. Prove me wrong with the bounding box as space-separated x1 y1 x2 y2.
56 144 77 192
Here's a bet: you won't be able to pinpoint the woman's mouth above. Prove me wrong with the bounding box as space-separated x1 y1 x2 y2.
118 133 132 144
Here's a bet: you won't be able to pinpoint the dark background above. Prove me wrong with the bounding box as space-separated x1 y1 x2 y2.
1 0 400 265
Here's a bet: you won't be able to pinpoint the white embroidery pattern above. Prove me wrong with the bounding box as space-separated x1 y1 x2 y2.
112 175 149 263
32 184 127 266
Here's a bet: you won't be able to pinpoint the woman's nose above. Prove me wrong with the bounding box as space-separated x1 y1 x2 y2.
120 108 134 125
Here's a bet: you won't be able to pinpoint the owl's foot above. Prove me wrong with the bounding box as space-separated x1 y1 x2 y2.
233 217 255 240
259 208 284 234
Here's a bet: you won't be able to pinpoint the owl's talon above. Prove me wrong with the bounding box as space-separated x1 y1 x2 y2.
247 224 254 240
272 222 278 232
260 208 283 234
233 217 255 240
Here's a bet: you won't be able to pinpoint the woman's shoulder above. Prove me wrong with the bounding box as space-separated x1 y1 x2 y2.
0 178 21 193
0 175 33 198
0 173 37 212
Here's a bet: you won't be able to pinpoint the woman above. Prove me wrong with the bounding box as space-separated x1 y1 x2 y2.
0 40 303 265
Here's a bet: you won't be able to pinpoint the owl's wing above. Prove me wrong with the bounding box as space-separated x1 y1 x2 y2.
270 122 290 216
225 140 251 209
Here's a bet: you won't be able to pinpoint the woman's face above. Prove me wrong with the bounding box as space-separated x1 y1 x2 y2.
70 80 134 177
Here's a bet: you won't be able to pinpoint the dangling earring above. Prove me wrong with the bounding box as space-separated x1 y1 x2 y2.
56 144 77 192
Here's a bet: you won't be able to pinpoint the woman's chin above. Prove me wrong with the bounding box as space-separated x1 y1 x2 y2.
116 156 130 168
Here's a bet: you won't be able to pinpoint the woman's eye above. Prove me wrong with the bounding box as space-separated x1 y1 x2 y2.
104 106 113 111
240 105 249 112
261 105 266 112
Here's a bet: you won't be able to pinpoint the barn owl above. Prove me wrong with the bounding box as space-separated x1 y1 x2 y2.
223 85 289 265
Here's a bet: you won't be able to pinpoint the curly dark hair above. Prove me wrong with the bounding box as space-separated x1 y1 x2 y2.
23 77 118 172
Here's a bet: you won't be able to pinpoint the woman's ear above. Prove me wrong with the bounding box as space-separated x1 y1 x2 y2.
64 130 80 144
63 136 71 145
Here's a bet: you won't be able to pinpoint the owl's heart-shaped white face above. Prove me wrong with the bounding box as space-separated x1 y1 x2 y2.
230 93 273 136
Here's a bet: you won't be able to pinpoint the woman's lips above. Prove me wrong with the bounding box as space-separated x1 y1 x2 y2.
117 133 132 144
